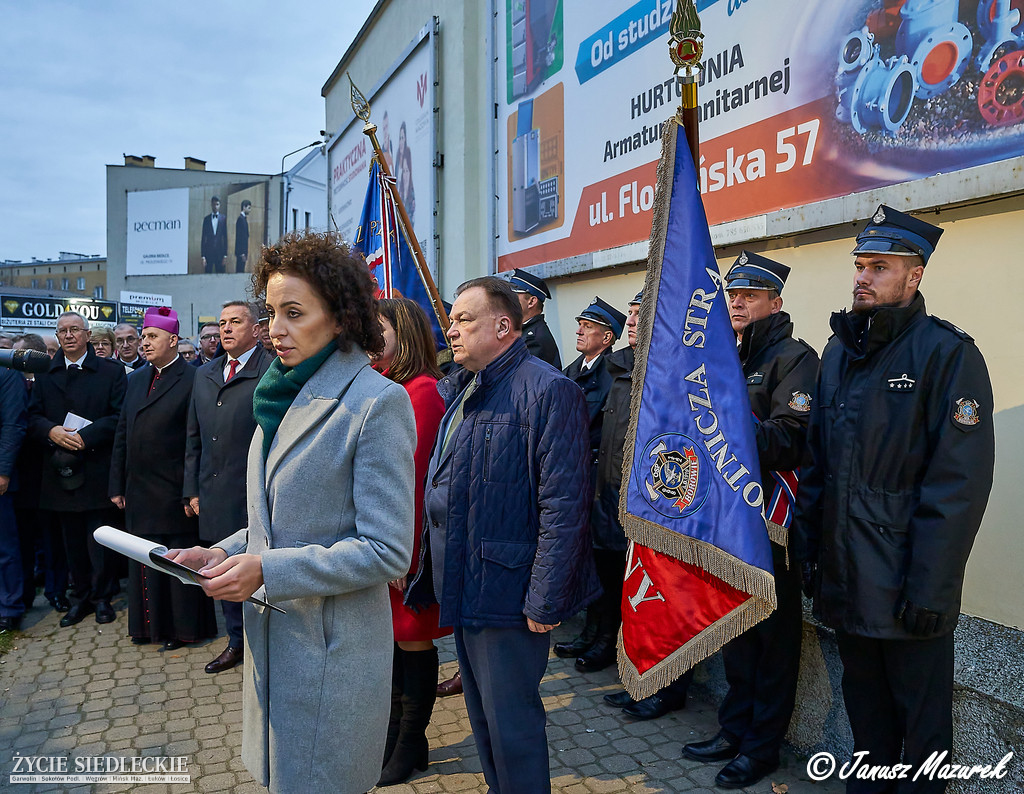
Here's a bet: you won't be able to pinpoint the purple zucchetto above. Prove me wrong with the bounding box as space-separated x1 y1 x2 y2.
143 306 179 336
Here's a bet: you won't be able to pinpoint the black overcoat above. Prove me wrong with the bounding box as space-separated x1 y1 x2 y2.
792 294 995 639
183 346 272 543
28 346 127 512
523 314 562 369
109 358 196 538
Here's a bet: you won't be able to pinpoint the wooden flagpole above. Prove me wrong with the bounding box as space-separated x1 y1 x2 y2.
348 74 451 334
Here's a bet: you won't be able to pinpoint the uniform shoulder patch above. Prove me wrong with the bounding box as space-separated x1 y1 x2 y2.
952 397 981 427
789 392 812 412
932 317 974 342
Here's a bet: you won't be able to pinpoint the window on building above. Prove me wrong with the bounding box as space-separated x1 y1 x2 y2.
93 286 104 299
31 279 38 289
292 208 298 231
61 278 69 290
77 277 86 291
305 212 311 230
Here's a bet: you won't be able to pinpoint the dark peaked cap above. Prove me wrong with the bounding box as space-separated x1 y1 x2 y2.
508 269 551 301
852 204 943 265
576 297 627 339
725 251 790 293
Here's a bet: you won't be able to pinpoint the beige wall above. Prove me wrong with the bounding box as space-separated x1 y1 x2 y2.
548 195 1024 630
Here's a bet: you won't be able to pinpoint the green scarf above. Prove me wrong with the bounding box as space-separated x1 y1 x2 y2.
253 342 337 461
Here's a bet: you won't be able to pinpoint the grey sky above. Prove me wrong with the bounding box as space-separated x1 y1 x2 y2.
0 0 377 263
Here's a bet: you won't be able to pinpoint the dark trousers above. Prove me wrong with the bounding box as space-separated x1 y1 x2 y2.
589 548 626 635
719 544 802 763
235 255 246 273
455 625 552 793
0 495 24 617
835 631 954 794
222 599 243 648
52 509 120 606
17 507 67 605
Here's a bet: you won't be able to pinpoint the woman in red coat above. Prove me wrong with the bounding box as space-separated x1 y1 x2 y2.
372 297 451 786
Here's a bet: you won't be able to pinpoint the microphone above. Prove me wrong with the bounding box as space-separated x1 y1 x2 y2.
0 349 52 373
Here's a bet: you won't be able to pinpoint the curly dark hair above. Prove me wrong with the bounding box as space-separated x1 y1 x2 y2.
252 231 384 356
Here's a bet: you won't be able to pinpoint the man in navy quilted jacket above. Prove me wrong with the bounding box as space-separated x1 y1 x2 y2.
408 276 600 793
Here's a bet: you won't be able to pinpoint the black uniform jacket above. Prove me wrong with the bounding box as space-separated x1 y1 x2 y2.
523 314 562 370
28 345 127 513
792 294 995 639
590 346 634 552
183 346 273 543
110 358 197 538
739 312 819 504
564 349 612 455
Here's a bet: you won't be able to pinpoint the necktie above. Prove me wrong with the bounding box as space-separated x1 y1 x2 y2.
226 359 239 383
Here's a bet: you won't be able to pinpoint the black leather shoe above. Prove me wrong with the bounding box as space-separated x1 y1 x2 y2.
0 615 22 632
575 635 617 672
60 601 95 627
554 623 598 658
715 754 779 789
131 637 151 645
161 639 185 651
205 646 244 674
622 692 684 721
603 690 636 708
436 671 463 697
50 595 71 613
95 601 116 624
682 731 740 762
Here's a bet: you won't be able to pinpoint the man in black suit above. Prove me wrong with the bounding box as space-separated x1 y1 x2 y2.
29 312 127 627
109 307 217 650
201 196 228 274
235 200 251 273
184 300 272 673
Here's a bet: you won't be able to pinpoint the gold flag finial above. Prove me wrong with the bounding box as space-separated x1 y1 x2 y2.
669 0 704 78
348 73 371 123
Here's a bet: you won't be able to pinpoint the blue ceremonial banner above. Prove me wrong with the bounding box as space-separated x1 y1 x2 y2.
353 159 445 349
617 120 775 699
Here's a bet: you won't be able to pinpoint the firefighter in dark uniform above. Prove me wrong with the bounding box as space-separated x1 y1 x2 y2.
509 268 562 368
597 291 695 720
683 252 819 789
792 206 995 794
554 297 625 673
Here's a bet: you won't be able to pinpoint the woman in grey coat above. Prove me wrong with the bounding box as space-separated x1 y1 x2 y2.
171 232 416 794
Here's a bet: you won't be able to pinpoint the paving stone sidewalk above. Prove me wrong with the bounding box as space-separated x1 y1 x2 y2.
0 597 844 793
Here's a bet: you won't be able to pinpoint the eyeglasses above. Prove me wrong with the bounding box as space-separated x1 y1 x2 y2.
200 334 219 341
58 327 85 337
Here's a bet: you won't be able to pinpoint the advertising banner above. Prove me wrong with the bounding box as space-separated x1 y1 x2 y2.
495 0 1024 271
1 296 119 329
329 28 436 275
126 183 268 276
126 189 189 276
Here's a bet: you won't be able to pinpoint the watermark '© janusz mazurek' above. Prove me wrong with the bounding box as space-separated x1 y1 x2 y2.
806 750 1014 784
9 754 190 784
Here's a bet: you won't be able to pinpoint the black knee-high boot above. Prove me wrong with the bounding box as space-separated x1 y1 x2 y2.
382 644 404 768
377 646 439 786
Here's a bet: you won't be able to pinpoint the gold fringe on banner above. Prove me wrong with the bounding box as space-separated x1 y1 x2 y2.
767 519 790 568
618 594 773 701
615 119 777 701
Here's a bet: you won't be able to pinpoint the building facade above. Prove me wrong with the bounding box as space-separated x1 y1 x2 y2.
325 0 1024 778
